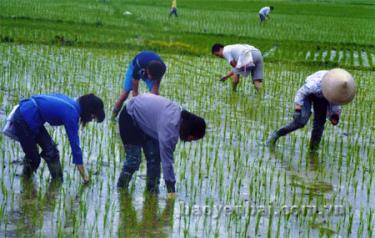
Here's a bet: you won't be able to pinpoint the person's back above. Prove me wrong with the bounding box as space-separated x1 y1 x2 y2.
133 51 164 71
126 93 181 140
20 93 80 133
223 44 255 63
259 6 270 16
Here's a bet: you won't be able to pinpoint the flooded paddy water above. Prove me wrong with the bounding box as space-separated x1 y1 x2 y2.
0 44 374 237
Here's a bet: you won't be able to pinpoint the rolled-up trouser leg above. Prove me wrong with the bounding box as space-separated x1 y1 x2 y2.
277 98 312 137
37 126 63 180
143 137 161 194
13 108 41 177
117 145 142 188
310 97 328 150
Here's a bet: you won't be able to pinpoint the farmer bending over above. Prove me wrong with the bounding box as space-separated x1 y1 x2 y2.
259 6 274 23
212 43 264 92
117 94 206 197
5 93 105 183
112 51 166 118
266 69 356 150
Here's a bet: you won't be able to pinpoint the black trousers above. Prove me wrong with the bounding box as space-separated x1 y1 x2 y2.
13 108 62 179
118 107 161 193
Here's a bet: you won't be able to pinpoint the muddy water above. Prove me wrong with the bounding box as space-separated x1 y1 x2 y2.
1 44 374 237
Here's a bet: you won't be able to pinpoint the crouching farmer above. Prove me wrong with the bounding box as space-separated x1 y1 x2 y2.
267 69 355 150
117 94 206 197
212 43 264 92
259 6 274 23
112 51 166 119
6 93 105 182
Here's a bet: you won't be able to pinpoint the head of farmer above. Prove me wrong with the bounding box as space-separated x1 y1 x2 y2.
112 51 166 119
6 93 105 183
267 68 356 151
116 94 206 198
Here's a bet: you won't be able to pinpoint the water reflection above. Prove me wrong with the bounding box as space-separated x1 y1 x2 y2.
306 150 320 172
3 178 62 237
269 148 333 195
118 192 175 237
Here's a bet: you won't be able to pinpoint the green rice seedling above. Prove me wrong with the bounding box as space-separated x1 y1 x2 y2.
1 1 374 236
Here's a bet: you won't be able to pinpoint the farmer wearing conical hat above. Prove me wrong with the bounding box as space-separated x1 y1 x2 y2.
212 43 264 92
267 68 356 150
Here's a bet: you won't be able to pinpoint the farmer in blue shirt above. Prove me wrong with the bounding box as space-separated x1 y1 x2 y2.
10 93 105 183
112 51 167 118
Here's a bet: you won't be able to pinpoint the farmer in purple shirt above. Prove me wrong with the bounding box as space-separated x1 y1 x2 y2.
117 94 206 197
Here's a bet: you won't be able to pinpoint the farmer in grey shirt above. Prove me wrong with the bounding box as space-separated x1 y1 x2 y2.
117 94 206 197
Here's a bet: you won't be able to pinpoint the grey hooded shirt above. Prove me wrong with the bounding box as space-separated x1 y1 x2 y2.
126 93 182 182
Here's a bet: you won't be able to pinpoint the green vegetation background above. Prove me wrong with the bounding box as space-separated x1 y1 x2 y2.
1 0 374 71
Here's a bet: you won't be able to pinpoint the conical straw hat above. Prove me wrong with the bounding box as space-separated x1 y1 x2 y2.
321 68 356 105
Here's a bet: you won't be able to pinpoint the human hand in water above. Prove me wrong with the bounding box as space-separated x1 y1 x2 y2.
330 114 340 126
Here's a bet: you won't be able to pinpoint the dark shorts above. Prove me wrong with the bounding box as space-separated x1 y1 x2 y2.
259 13 266 21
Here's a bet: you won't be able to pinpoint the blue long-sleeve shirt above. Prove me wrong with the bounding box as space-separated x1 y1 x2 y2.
126 94 181 182
19 94 83 165
131 51 166 80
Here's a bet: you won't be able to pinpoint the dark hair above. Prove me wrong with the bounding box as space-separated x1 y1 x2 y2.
147 61 166 81
211 43 224 54
180 110 206 141
78 93 105 126
270 6 274 10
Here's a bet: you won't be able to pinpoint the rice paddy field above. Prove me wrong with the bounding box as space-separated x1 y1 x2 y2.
0 0 374 237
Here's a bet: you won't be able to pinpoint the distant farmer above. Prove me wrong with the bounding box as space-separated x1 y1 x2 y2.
112 51 166 119
117 94 206 197
170 0 177 17
212 43 264 92
266 69 356 150
259 6 274 23
3 93 105 182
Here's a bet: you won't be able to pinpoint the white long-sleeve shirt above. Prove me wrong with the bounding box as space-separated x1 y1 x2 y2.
294 70 341 117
